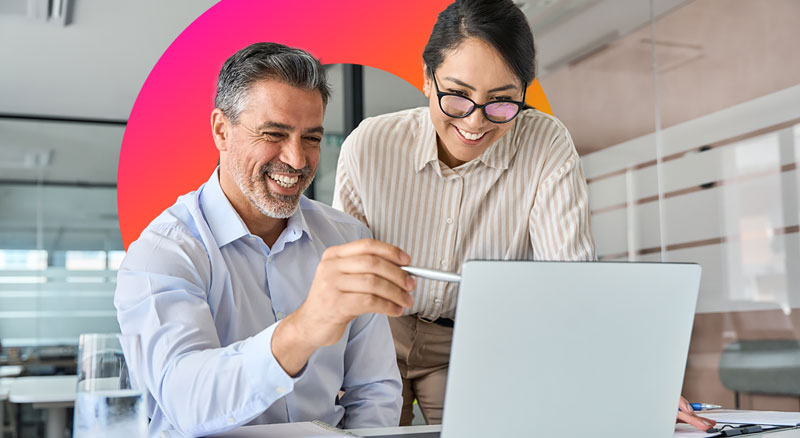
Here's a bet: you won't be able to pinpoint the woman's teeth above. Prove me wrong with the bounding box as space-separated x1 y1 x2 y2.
268 173 299 188
456 126 486 141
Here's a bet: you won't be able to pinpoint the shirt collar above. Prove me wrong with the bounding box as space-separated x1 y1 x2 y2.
284 198 313 244
199 168 313 249
199 168 251 248
413 107 520 173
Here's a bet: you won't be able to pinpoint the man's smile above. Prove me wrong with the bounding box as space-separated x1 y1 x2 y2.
267 172 299 188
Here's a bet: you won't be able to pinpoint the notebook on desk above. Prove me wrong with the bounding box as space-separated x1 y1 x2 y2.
364 261 702 438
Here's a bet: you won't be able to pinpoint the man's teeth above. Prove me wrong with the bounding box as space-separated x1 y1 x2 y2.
268 173 299 188
456 127 486 141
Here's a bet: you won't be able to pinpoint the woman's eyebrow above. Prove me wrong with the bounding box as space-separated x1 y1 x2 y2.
488 84 518 93
443 76 476 91
442 76 518 93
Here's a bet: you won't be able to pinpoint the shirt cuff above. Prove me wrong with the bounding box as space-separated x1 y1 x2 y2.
241 321 302 398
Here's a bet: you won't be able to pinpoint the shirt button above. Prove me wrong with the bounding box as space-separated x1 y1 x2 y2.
441 260 447 267
276 311 284 320
276 386 286 394
268 255 273 262
434 298 442 304
227 417 236 424
446 218 453 225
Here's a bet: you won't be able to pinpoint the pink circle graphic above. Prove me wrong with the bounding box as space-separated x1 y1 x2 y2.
118 0 552 247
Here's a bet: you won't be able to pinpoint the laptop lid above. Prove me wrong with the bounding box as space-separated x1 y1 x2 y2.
440 261 701 438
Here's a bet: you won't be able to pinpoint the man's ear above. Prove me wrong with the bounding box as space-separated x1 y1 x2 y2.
211 108 229 152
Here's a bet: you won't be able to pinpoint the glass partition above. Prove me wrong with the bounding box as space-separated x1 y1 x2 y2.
538 0 800 410
652 0 800 410
312 64 427 206
0 119 124 376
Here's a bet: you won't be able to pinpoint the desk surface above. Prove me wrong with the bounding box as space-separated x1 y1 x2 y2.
738 429 800 437
7 375 76 404
215 423 800 438
0 377 14 401
0 365 23 378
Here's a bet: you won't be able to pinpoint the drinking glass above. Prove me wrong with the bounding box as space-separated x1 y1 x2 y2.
73 333 147 438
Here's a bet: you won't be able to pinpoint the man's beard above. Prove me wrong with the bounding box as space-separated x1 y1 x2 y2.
229 158 314 219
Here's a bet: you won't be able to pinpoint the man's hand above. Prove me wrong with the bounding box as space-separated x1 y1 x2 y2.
678 396 717 431
272 239 415 375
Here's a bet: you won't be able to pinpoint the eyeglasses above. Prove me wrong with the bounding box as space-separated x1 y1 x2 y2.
431 73 526 124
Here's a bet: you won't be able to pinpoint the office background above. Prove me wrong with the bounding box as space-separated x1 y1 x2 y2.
0 0 799 433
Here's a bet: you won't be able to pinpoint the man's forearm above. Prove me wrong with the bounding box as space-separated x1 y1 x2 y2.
138 326 296 435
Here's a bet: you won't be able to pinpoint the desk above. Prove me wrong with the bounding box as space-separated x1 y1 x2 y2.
214 423 800 437
210 424 442 437
350 425 441 437
0 378 13 435
8 375 76 438
0 366 23 378
683 428 800 438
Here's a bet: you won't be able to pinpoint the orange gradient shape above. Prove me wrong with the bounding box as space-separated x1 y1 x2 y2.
118 0 552 248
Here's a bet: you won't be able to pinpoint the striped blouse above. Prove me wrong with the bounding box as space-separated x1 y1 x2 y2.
333 107 595 320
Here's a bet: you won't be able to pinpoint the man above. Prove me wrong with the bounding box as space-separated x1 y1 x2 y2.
115 42 414 437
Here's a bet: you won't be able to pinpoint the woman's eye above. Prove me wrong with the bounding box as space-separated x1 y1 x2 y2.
449 89 468 97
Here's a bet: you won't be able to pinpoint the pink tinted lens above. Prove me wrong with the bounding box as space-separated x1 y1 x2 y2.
441 95 474 117
485 102 519 122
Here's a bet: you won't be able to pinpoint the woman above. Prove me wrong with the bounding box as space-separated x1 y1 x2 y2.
333 0 713 431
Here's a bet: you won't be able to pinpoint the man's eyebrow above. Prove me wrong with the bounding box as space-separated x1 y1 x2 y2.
443 76 519 94
303 126 325 135
255 121 294 132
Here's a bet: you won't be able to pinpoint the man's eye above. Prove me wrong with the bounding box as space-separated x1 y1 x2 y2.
262 132 285 140
304 136 322 144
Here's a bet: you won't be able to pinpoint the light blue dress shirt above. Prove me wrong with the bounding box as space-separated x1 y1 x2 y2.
114 169 402 437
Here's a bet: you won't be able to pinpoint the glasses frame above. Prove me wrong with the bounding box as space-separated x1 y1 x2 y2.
431 72 527 124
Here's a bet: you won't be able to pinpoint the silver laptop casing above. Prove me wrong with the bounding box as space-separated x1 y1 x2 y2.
441 261 701 438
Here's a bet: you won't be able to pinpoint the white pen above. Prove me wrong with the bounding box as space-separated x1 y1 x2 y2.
401 266 461 283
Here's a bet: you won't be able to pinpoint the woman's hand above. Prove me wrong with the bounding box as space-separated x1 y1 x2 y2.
678 396 717 431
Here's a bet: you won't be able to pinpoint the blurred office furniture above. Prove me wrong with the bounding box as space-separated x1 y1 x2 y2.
8 375 76 438
0 344 77 378
0 368 22 379
719 339 800 409
0 377 19 438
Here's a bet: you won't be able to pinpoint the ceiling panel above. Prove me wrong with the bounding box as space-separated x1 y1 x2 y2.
0 0 217 120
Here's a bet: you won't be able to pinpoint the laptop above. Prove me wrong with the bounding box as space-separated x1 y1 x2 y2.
357 261 701 438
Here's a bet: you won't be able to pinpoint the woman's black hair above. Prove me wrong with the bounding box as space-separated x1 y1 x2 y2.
422 0 536 87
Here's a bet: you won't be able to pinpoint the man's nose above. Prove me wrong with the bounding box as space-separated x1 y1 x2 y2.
280 137 307 170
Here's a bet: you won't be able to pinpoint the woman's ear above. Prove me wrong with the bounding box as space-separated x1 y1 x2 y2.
422 64 432 98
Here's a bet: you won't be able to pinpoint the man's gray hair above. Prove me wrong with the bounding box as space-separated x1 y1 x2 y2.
215 42 331 124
